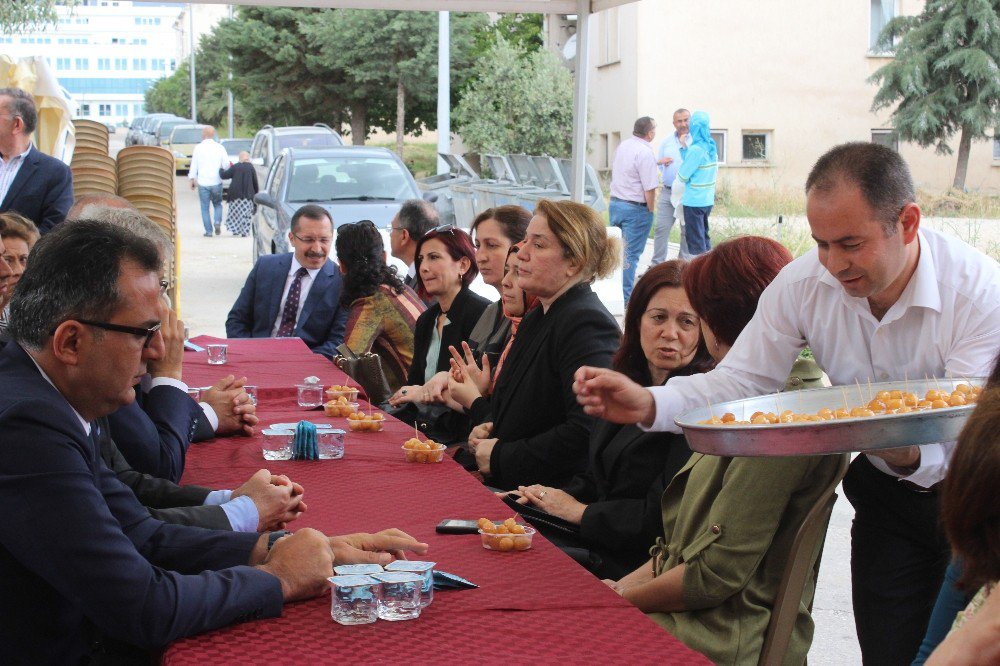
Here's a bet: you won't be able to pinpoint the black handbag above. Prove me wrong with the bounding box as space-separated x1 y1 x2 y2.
334 343 393 406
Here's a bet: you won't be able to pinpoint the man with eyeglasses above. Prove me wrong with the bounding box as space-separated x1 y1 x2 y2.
0 87 73 234
0 219 428 661
227 204 347 359
387 199 439 292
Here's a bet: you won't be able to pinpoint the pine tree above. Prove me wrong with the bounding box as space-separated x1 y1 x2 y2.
868 0 1000 189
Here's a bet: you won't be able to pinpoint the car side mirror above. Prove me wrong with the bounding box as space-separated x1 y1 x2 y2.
422 191 439 203
254 192 276 208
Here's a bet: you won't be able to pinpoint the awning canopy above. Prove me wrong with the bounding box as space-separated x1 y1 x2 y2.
184 0 640 202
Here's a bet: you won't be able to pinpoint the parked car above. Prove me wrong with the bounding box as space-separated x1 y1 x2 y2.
168 124 216 173
251 146 432 262
248 123 343 186
126 114 174 147
220 138 253 195
147 117 191 148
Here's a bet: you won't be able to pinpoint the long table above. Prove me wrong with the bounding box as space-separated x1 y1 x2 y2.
164 337 708 664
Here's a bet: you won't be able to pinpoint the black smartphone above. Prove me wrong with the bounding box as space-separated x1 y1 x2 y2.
435 519 481 534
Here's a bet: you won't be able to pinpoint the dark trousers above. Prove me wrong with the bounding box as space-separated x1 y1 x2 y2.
842 455 950 666
682 205 712 255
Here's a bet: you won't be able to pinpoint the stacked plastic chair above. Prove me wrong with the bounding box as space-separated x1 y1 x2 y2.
70 119 116 197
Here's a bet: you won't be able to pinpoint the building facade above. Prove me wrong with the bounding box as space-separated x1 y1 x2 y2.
0 1 184 125
581 0 1000 194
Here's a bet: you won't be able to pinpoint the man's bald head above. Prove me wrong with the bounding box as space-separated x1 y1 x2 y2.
66 194 138 222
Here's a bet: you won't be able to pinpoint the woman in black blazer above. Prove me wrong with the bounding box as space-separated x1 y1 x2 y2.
389 226 489 441
465 200 622 490
510 261 715 578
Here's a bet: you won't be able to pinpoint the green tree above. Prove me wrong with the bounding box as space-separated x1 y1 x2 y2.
869 0 1000 189
471 12 543 58
301 10 485 153
0 0 76 34
144 31 238 128
144 62 190 118
454 38 574 158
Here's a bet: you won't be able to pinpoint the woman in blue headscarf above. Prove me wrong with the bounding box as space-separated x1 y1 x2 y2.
677 111 718 256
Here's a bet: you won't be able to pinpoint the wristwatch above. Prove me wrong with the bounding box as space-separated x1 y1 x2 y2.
266 530 288 551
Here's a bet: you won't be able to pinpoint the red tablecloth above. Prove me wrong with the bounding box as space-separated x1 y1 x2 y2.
184 335 340 391
164 341 709 664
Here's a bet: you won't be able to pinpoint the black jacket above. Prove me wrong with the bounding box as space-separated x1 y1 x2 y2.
220 161 259 202
407 286 491 385
96 417 232 530
487 282 620 490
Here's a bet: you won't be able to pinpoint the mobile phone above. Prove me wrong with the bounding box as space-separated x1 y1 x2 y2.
435 519 481 534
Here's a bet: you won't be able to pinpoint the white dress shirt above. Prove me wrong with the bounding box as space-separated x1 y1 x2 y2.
188 139 229 187
646 227 1000 488
271 256 321 336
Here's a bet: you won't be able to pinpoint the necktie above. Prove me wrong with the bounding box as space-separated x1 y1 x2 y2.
277 267 308 337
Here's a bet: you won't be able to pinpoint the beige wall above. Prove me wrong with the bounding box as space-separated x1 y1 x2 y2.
588 0 1000 194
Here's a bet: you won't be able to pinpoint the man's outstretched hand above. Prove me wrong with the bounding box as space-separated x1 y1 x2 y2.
328 529 429 566
573 366 656 427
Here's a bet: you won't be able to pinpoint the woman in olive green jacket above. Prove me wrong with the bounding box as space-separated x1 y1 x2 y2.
608 237 845 665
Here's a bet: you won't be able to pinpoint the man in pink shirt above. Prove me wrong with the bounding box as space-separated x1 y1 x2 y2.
609 117 660 303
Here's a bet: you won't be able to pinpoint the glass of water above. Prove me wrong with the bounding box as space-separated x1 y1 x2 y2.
384 560 435 608
261 429 293 461
206 344 228 365
316 428 346 459
371 572 422 621
243 385 258 406
328 575 380 625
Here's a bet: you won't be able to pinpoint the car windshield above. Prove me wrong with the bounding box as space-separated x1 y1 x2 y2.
275 132 341 151
157 121 187 137
222 139 252 154
287 156 413 203
171 127 206 143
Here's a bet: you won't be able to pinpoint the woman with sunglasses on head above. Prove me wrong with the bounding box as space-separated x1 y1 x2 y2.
389 225 490 441
462 199 622 490
401 206 532 407
335 220 426 393
506 260 714 579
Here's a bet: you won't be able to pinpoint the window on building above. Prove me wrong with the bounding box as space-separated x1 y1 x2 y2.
80 103 91 116
741 131 771 162
133 103 144 115
115 103 128 115
152 59 167 71
154 18 161 25
598 134 609 170
114 58 127 70
711 130 728 164
75 58 89 70
169 58 176 71
597 7 621 66
98 58 110 71
872 129 899 152
870 0 896 53
99 104 111 117
57 58 71 70
133 58 146 70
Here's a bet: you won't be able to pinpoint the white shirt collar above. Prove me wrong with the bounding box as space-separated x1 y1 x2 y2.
290 255 322 279
25 349 91 435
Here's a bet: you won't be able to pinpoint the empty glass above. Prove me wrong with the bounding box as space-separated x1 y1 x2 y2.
206 344 228 365
371 572 422 621
261 429 293 461
328 575 379 625
244 385 258 406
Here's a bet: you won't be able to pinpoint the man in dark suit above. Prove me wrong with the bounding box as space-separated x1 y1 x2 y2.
0 220 426 661
227 204 348 359
0 88 73 234
388 199 438 290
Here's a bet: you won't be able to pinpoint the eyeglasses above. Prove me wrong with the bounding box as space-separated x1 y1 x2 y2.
385 223 404 233
430 224 456 235
291 232 332 245
52 319 163 348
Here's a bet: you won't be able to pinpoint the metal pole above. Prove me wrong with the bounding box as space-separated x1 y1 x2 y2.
226 4 234 138
189 4 197 122
570 0 590 203
436 11 450 175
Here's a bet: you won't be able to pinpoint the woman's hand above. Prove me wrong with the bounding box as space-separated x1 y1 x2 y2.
448 342 491 396
472 437 497 475
518 486 586 525
468 422 493 447
448 360 483 410
423 372 451 403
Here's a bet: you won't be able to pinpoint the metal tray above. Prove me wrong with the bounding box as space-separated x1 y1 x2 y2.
675 378 983 457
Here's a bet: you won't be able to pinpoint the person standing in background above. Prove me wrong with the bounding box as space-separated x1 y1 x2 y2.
188 125 229 237
676 111 718 256
609 117 659 304
220 151 259 238
652 109 691 265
